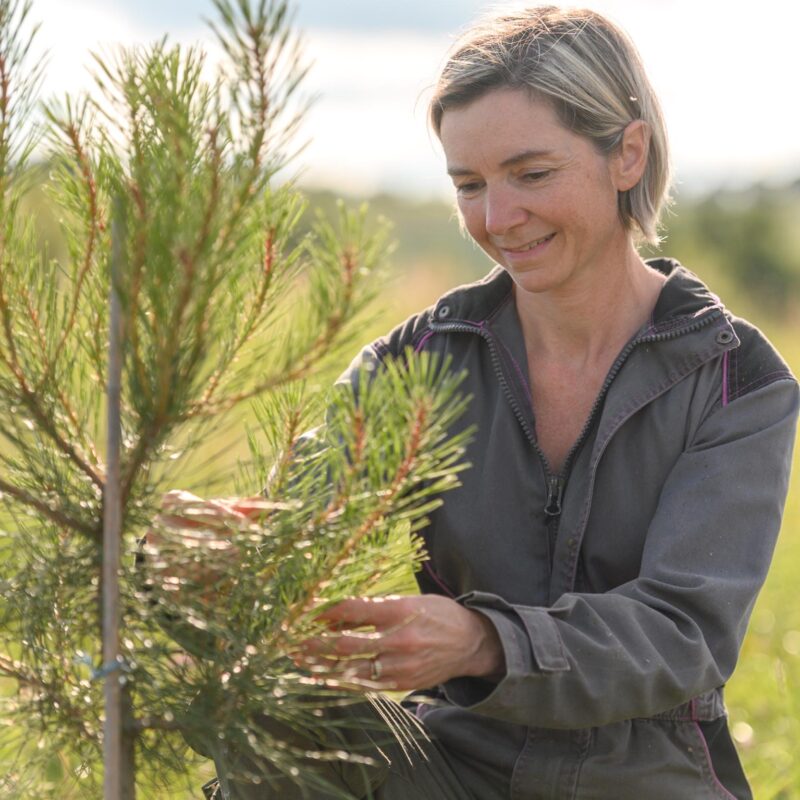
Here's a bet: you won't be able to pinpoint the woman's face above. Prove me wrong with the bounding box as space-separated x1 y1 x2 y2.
439 88 630 296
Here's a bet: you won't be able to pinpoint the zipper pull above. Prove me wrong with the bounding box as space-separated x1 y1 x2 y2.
544 476 564 517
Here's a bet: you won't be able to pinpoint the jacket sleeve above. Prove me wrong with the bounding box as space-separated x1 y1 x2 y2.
442 375 800 728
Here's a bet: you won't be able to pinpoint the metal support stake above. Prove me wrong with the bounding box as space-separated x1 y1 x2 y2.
103 208 125 800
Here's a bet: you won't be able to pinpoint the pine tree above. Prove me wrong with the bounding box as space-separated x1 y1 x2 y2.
0 1 470 797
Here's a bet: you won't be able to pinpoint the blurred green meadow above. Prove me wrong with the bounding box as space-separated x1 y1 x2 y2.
6 174 800 797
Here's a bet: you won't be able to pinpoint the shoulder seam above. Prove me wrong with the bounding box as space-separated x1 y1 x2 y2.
484 289 514 324
728 370 796 403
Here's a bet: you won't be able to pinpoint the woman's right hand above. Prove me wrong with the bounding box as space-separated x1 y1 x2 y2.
145 490 265 603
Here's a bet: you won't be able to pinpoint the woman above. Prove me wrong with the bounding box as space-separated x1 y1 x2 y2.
208 6 799 799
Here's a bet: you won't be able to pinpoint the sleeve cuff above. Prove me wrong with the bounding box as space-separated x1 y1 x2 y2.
442 591 570 714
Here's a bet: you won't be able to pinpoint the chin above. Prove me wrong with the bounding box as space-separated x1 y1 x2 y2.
501 262 566 296
488 238 570 295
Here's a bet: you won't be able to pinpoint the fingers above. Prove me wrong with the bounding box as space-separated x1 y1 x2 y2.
153 493 267 553
159 491 249 530
146 491 251 602
316 596 419 631
294 602 400 686
298 653 399 690
230 496 272 519
295 594 501 691
295 597 433 690
336 653 398 688
300 629 382 659
159 490 272 526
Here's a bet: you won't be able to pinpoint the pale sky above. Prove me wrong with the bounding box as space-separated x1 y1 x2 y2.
30 0 800 199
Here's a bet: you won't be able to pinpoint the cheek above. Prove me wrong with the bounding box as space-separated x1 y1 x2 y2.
456 199 487 243
581 169 619 220
557 174 618 235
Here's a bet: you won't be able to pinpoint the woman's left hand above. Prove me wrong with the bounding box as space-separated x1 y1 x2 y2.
295 595 505 691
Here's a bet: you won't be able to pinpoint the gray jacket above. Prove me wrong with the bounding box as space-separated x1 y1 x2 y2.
346 259 799 799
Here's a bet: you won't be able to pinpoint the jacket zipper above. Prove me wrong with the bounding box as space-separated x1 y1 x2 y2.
430 306 726 520
544 476 563 517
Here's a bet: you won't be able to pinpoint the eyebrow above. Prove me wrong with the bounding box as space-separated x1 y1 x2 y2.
447 149 555 177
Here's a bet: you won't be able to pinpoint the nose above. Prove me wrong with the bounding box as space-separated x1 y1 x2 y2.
484 184 528 238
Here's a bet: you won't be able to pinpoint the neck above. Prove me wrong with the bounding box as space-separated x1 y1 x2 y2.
515 244 666 366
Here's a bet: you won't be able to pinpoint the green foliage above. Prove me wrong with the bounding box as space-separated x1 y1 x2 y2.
0 0 42 202
645 184 800 317
139 354 471 792
0 1 470 797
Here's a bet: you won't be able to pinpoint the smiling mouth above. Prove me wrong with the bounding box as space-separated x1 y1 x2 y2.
503 233 556 253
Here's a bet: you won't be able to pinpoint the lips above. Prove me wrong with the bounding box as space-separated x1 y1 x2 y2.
502 233 556 253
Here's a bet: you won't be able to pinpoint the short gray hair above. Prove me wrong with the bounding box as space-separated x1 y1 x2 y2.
429 6 671 245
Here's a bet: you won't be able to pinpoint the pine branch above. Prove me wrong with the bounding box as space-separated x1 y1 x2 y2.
123 84 152 407
264 402 304 495
184 241 358 419
0 651 43 687
14 279 102 468
0 1 473 794
206 0 309 263
0 294 102 489
190 120 223 266
199 225 276 408
0 475 98 540
19 284 47 355
0 652 100 744
0 41 13 217
126 194 150 409
0 1 40 174
129 716 182 733
0 250 103 491
119 328 190 511
248 410 368 602
277 402 428 645
36 115 103 392
153 247 196 421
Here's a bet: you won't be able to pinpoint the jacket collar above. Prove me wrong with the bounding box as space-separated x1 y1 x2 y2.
431 258 723 328
648 258 724 325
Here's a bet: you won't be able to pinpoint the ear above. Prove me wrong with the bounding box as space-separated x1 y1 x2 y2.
611 120 650 191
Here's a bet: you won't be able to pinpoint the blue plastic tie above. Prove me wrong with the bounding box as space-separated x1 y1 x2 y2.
74 653 130 681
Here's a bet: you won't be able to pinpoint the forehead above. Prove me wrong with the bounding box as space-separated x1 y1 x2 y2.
439 88 582 169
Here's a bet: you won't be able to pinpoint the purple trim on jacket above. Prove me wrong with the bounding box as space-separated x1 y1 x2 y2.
722 351 730 407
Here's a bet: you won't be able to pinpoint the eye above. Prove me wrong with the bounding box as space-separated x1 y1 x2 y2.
521 170 551 183
454 180 484 197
